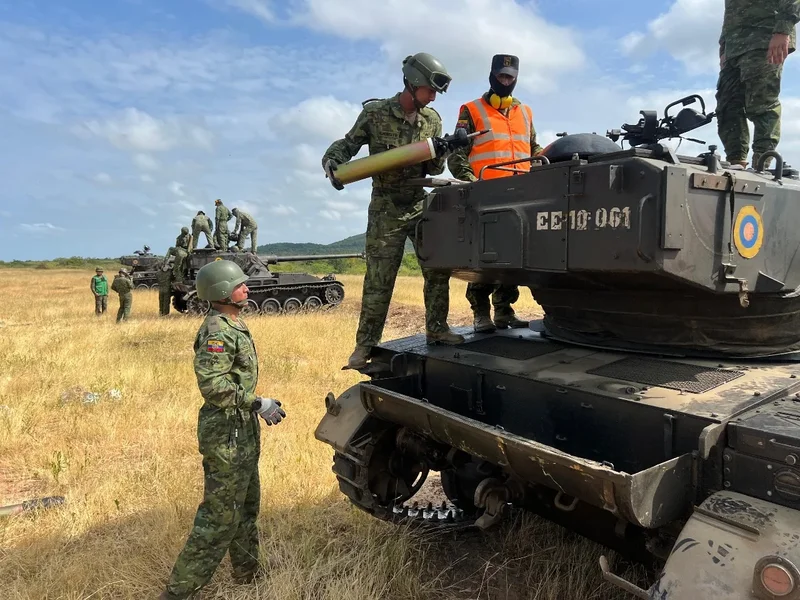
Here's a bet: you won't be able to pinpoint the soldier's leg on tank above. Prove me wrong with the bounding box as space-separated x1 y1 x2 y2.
716 57 749 165
466 282 496 332
352 206 407 360
189 227 200 252
249 227 257 253
493 285 528 328
218 228 229 252
740 50 783 169
172 249 187 283
164 447 254 599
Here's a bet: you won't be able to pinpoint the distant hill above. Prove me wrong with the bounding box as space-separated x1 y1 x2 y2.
257 233 412 255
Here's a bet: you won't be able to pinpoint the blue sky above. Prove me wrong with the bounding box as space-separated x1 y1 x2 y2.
2 0 799 260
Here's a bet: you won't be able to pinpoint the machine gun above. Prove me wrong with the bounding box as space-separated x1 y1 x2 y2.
606 94 715 147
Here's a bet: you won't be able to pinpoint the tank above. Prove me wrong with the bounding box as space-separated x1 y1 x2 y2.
119 246 163 289
171 248 365 315
314 95 800 599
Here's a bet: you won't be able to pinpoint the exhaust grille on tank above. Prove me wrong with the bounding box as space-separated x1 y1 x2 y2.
458 337 563 360
587 357 745 393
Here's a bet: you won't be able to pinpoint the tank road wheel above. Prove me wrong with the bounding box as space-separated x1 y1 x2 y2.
283 297 302 314
324 283 344 306
150 283 159 290
304 295 322 310
135 284 149 290
260 298 281 315
186 295 210 316
440 462 484 517
240 299 259 317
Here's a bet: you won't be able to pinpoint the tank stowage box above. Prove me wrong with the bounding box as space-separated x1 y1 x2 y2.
315 95 800 599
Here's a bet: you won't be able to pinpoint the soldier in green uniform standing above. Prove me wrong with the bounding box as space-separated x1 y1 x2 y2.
189 211 214 252
157 248 176 317
159 260 286 600
173 227 192 283
214 199 232 251
111 268 133 323
90 267 108 316
231 208 258 253
322 52 470 370
716 0 800 168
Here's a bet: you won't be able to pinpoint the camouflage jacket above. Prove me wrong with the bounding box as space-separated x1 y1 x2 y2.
111 274 132 295
175 231 191 250
721 0 800 59
321 93 445 199
193 309 258 411
233 210 256 232
215 204 232 228
447 92 543 182
192 214 213 231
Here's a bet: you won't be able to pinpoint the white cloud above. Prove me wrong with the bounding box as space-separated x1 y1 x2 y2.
93 172 112 184
269 204 298 215
319 209 341 221
133 153 159 171
169 181 186 197
80 108 214 152
18 222 64 233
293 0 585 93
271 96 361 141
224 0 274 22
620 0 722 75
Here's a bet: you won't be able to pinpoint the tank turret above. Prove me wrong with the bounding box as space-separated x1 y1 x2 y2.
171 248 365 315
119 246 164 289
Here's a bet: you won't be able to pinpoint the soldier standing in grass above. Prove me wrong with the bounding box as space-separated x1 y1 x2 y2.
90 267 108 316
160 260 286 600
157 248 176 317
111 268 133 323
716 0 800 168
321 52 470 370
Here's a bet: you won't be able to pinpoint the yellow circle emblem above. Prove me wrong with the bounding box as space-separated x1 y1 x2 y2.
214 257 222 261
734 205 764 259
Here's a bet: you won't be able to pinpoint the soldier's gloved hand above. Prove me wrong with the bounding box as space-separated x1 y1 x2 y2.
323 159 344 191
432 128 470 157
251 397 286 425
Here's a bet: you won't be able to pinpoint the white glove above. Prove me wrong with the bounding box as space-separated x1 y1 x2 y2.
251 397 286 425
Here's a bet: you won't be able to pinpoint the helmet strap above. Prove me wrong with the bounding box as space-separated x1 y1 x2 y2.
403 78 425 112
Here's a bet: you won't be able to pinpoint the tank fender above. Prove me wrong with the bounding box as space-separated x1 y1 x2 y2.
314 385 371 454
645 491 800 599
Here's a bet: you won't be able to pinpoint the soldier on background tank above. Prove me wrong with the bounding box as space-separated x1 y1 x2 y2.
189 211 214 252
133 245 152 256
231 208 258 253
173 227 192 283
214 199 232 251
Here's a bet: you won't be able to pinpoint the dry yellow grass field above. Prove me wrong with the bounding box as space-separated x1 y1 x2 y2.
0 269 648 599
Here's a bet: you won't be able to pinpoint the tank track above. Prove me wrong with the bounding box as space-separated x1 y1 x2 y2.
245 280 344 310
331 435 475 529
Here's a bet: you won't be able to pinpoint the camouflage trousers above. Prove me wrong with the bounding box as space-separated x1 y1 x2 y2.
173 248 188 283
158 273 173 316
716 49 783 166
116 293 132 322
215 225 230 251
165 407 261 599
94 294 107 315
356 191 451 349
189 224 213 252
238 225 258 253
465 283 520 319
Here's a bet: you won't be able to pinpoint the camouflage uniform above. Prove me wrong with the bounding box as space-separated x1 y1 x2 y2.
111 272 133 322
232 210 258 253
173 229 192 283
157 250 176 317
189 214 214 252
163 309 261 599
215 202 232 251
321 93 455 351
448 92 542 325
716 0 800 166
90 272 108 315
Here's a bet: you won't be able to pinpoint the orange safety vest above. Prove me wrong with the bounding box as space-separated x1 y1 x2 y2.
463 97 534 180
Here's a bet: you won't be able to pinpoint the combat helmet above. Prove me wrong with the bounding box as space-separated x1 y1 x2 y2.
402 53 451 93
195 260 247 302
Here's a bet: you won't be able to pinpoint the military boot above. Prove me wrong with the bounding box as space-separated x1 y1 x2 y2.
473 314 496 333
495 314 529 329
346 345 371 369
426 328 465 345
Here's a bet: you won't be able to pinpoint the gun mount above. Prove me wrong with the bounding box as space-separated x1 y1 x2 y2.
171 249 365 315
314 96 800 600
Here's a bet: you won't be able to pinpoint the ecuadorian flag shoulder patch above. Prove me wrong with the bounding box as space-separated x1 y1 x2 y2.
207 339 224 353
